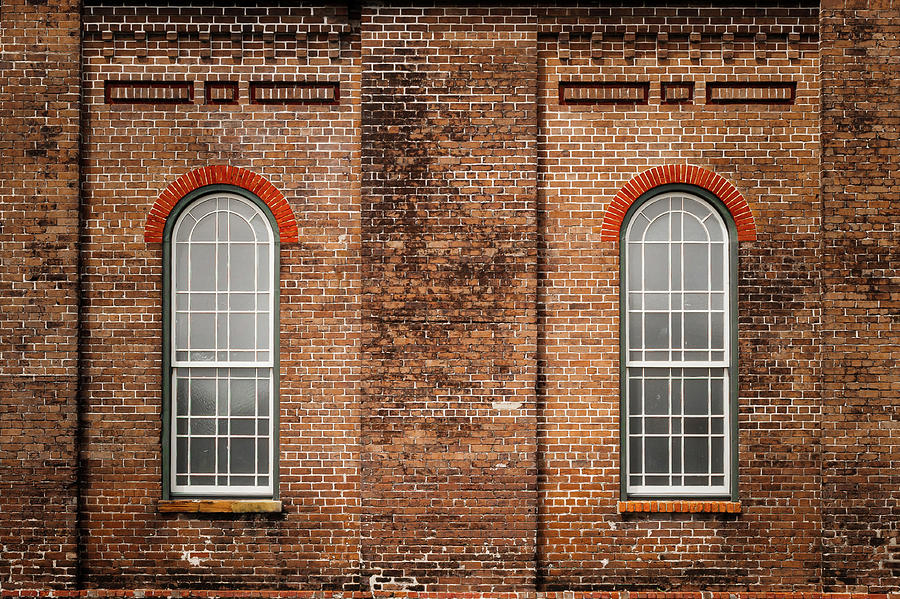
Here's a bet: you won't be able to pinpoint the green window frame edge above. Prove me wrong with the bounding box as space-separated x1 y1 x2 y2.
160 183 282 500
617 182 739 502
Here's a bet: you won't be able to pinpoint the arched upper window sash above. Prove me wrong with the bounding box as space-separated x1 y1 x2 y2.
161 185 280 499
619 184 738 500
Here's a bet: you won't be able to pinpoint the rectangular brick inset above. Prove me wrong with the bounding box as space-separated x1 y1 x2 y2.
249 81 339 105
205 81 238 105
661 82 694 105
559 81 650 106
104 80 194 105
706 81 796 105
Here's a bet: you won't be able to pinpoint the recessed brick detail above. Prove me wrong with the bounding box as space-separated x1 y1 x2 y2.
600 164 757 243
618 500 742 514
143 166 299 243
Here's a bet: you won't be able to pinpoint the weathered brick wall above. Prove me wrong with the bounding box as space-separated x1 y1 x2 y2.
535 5 822 590
820 0 900 592
0 0 81 589
79 3 361 589
359 6 538 592
8 0 900 594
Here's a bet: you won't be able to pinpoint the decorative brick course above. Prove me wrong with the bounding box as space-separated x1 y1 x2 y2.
617 501 742 514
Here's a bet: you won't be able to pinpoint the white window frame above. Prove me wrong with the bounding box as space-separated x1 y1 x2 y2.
162 187 279 499
620 186 738 499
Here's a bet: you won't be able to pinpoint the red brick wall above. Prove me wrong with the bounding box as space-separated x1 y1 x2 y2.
535 5 822 590
79 4 361 589
6 0 900 594
0 0 81 589
359 6 538 591
821 0 900 592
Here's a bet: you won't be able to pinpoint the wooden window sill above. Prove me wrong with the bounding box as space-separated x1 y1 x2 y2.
159 499 282 514
618 500 741 514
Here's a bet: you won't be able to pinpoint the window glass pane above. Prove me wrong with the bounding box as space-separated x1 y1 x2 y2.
176 438 188 473
644 313 669 350
683 378 708 414
176 255 189 289
176 376 189 414
644 244 668 291
683 244 708 290
230 313 255 350
231 419 255 435
231 245 255 291
190 293 214 311
258 377 270 416
190 418 215 435
684 437 709 474
193 214 216 242
629 438 642 473
257 439 269 475
189 244 215 291
683 312 708 349
644 378 668 415
190 378 216 416
711 437 725 473
711 244 725 290
230 217 255 243
190 438 215 473
250 214 269 240
682 214 707 242
189 313 214 350
257 248 270 289
645 438 669 474
628 313 642 351
627 243 642 289
231 438 255 474
645 214 670 242
711 312 724 349
257 314 269 350
230 377 256 415
231 293 254 310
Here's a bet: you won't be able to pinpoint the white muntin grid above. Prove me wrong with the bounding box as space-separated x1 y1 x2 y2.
170 193 275 497
624 192 731 497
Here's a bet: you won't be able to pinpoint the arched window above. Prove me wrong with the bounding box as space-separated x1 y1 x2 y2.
621 187 737 498
163 188 279 498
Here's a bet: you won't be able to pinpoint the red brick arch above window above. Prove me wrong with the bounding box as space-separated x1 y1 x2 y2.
600 165 757 243
143 166 299 243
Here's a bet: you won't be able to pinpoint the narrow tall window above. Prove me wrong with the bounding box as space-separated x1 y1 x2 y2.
164 190 278 497
622 188 736 498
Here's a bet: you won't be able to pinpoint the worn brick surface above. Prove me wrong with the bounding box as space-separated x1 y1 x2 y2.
79 3 361 589
0 0 81 589
821 4 900 592
535 5 821 590
3 0 900 594
359 6 538 592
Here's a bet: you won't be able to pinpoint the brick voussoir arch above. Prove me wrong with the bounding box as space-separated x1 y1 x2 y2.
144 166 299 243
600 164 756 243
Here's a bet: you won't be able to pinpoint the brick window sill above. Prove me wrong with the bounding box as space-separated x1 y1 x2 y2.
618 500 741 514
158 499 282 514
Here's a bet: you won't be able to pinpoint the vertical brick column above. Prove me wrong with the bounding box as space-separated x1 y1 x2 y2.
0 0 81 589
359 7 538 591
821 1 900 592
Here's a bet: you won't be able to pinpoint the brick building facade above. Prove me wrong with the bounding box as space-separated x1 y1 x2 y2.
1 0 899 597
